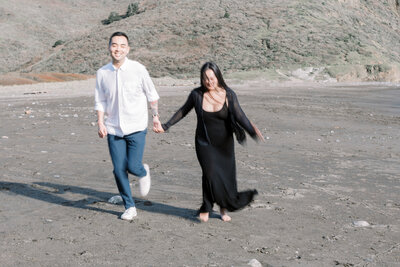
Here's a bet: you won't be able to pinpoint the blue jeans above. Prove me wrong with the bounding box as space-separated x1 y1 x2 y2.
107 130 147 209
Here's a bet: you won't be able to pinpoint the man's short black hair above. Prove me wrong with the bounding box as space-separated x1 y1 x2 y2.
109 32 129 46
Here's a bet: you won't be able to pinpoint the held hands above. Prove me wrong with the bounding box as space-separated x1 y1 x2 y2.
152 116 165 133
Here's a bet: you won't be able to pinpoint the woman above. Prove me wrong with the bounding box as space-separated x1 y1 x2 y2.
154 62 264 222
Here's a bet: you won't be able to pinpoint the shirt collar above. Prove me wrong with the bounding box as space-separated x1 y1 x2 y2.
110 58 129 71
119 58 129 71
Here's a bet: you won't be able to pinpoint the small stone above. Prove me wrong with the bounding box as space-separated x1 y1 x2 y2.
108 195 123 204
1 136 9 139
248 259 262 267
90 122 96 126
353 220 370 227
73 114 78 118
25 110 32 115
54 175 60 178
79 251 92 257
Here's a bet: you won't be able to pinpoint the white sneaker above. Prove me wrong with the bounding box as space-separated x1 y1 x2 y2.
121 207 137 221
139 164 151 197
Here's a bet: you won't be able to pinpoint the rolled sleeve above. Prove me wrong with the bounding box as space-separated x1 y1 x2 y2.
94 71 107 112
141 67 159 102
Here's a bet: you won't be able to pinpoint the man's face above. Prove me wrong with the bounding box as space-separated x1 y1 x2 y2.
109 36 130 63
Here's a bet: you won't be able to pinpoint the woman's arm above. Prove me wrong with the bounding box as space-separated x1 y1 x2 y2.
231 91 264 141
161 91 196 132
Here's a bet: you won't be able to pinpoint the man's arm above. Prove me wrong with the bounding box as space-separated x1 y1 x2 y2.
97 110 108 138
94 70 108 138
150 100 161 130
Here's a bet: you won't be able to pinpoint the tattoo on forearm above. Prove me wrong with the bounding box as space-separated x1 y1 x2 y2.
150 101 158 116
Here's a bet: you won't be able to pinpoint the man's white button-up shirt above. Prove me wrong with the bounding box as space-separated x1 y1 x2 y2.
94 58 160 137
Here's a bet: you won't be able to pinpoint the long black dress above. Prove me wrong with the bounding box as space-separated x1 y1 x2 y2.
162 87 258 213
198 103 257 212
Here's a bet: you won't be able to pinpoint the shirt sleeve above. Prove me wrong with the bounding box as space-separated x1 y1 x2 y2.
141 67 160 102
162 91 195 131
94 70 107 112
231 90 257 138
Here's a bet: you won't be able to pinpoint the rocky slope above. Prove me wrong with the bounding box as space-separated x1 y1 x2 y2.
1 0 400 82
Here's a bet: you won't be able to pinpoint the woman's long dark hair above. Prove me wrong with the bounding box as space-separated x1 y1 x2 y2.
200 62 228 91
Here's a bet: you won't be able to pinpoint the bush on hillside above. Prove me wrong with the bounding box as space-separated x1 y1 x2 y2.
101 12 122 25
101 3 141 25
52 40 64 48
126 3 139 17
223 10 230 18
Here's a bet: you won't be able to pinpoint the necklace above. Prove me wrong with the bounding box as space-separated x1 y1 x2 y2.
207 90 225 105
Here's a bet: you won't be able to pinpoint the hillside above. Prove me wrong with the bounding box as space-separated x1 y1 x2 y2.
0 0 133 73
1 0 400 82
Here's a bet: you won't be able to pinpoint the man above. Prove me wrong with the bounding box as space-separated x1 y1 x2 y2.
95 32 160 221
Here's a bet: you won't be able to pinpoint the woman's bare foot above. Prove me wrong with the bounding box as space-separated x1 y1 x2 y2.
199 212 209 222
220 208 231 222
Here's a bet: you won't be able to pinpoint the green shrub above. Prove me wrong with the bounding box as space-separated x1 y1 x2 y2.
126 3 139 17
52 40 64 48
101 3 141 25
223 10 230 18
102 12 122 25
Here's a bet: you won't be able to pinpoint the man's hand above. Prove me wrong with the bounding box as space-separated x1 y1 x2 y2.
152 116 164 133
98 122 108 138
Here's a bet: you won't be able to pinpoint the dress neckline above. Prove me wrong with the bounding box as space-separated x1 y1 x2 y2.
202 101 227 113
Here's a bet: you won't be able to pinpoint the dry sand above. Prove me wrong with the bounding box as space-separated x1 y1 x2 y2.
0 79 399 266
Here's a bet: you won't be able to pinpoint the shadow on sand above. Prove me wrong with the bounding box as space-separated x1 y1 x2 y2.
0 181 200 222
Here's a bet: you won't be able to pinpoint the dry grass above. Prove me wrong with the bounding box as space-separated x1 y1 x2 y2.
0 73 94 86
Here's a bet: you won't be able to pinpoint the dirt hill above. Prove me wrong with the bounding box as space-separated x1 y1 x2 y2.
1 0 400 83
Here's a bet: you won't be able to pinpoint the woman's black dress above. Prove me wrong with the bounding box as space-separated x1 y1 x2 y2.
162 87 258 213
197 103 257 213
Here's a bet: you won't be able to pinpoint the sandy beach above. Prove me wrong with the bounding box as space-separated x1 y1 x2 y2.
0 79 399 266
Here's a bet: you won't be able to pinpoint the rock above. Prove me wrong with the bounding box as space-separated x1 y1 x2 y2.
108 195 123 204
352 220 370 227
248 259 262 267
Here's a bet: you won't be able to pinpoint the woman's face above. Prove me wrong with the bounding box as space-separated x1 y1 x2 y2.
203 69 219 91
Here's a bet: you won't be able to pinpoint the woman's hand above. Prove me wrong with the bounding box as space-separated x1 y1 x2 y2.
251 121 265 142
